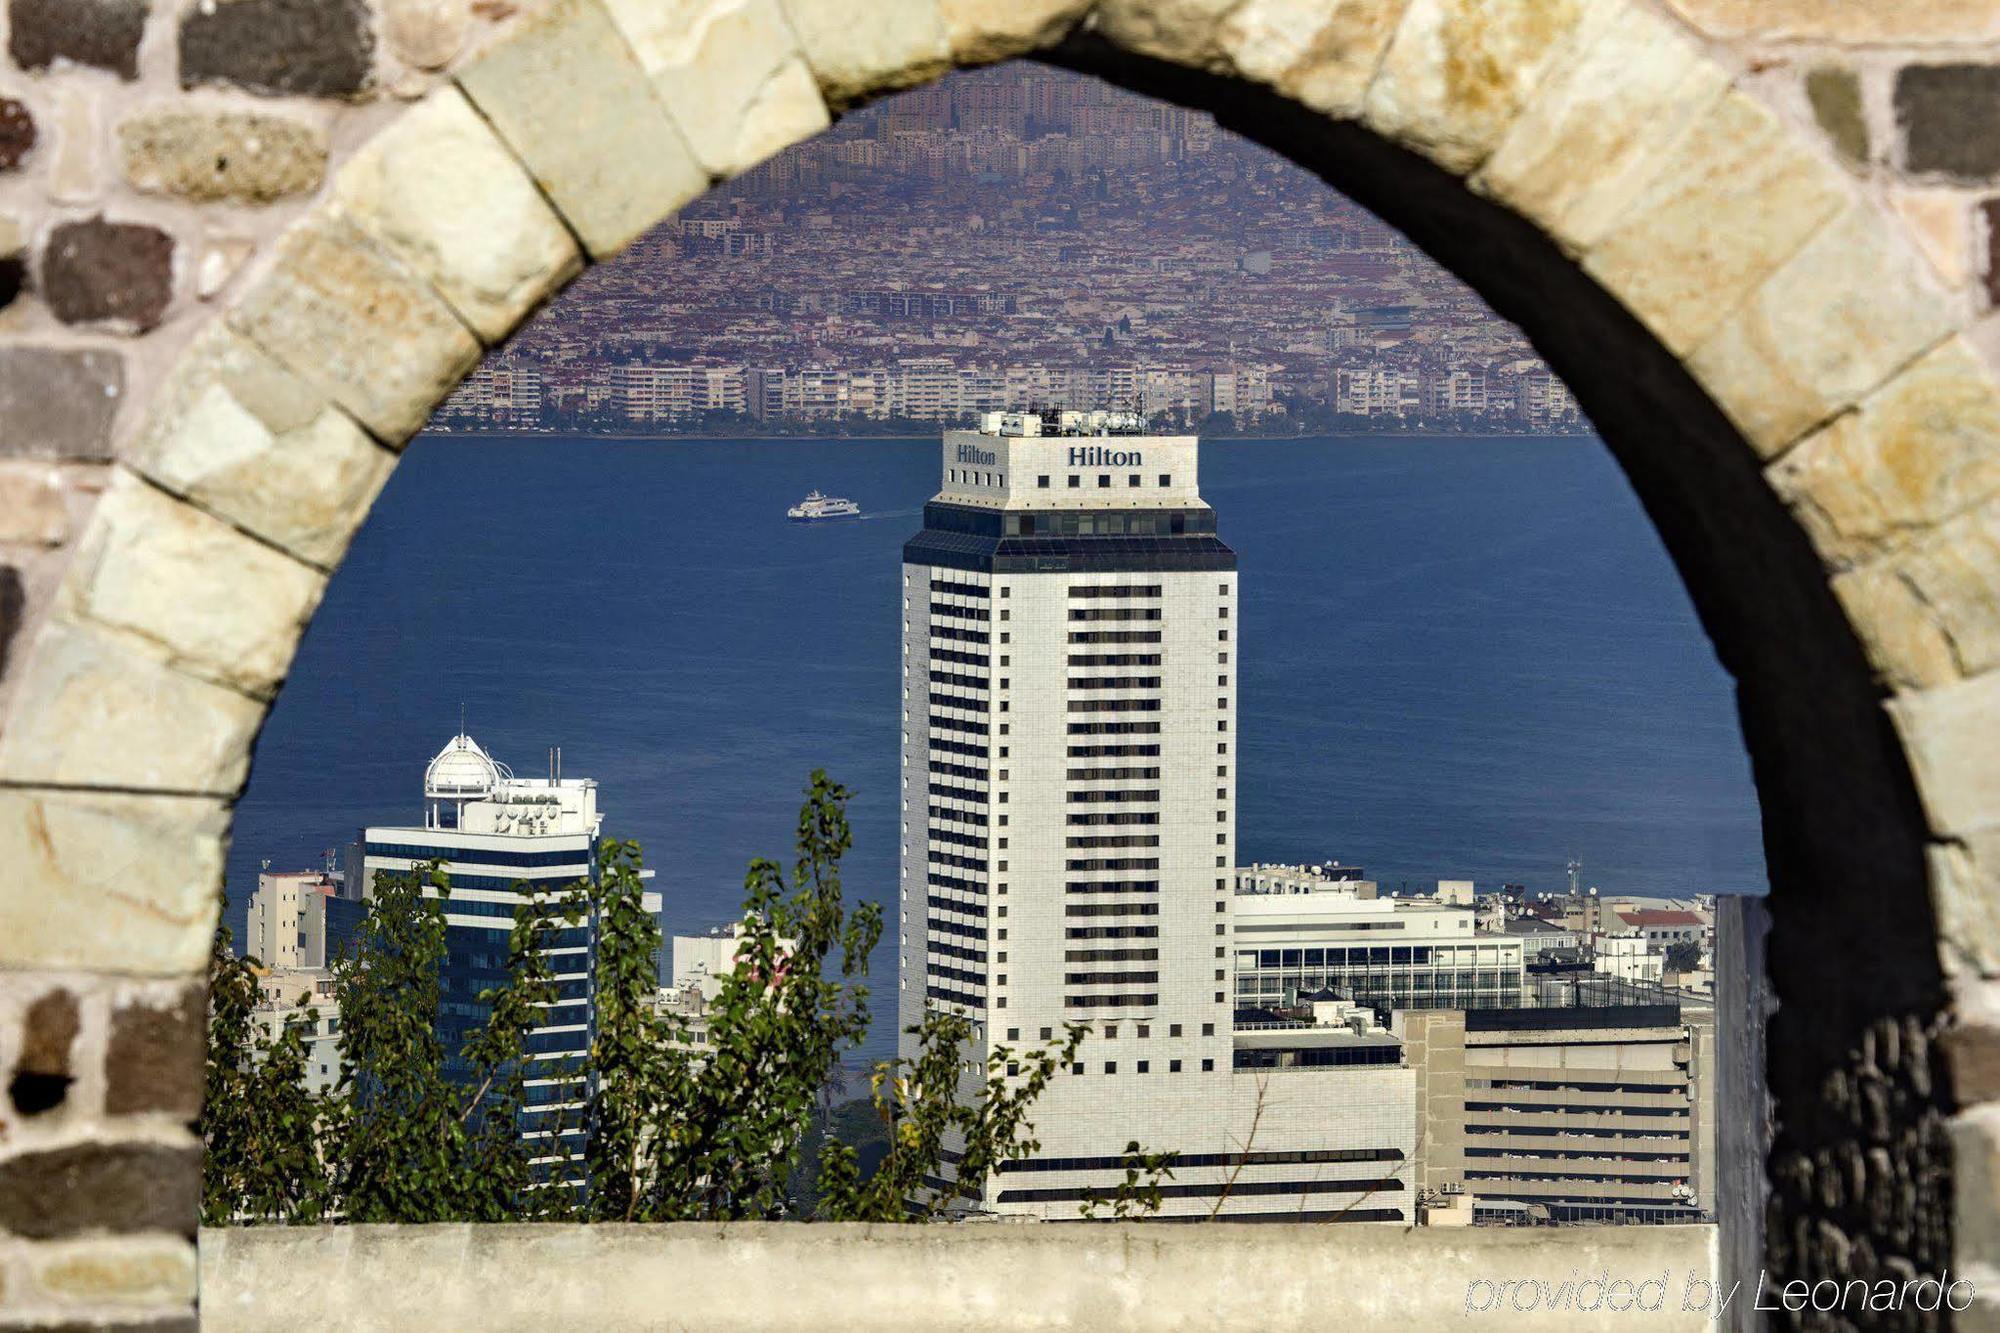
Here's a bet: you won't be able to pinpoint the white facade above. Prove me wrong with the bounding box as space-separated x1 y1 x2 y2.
245 870 337 970
898 421 1414 1222
1596 934 1666 983
252 968 342 1094
1233 878 1525 1014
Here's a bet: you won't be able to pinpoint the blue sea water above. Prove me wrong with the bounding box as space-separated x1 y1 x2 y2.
227 434 1766 1062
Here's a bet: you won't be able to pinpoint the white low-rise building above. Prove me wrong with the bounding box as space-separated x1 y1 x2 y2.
1233 874 1526 1014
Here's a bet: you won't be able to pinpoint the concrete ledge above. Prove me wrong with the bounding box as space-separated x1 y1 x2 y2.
200 1221 1720 1331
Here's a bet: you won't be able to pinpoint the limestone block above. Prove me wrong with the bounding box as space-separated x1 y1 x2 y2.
229 212 481 444
1835 498 2000 690
1216 0 1410 118
1362 0 1614 176
1889 670 2000 838
0 461 69 546
117 108 328 204
1476 4 1727 252
778 0 950 108
0 790 226 974
1090 0 1234 68
1934 834 2000 978
939 0 1088 64
0 618 263 795
1953 1105 2000 1286
1582 90 1849 357
457 0 708 261
1769 338 2000 566
1832 560 1964 694
127 324 395 570
602 0 830 180
1688 204 1955 459
330 86 582 342
57 470 325 700
34 1237 199 1306
1664 0 2000 42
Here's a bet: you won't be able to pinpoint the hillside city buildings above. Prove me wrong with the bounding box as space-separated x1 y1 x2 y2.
431 63 1584 439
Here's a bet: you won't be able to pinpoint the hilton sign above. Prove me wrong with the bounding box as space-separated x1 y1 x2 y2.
1069 445 1144 466
955 442 997 465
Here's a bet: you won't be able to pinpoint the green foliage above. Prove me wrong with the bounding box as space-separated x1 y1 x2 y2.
201 769 1165 1226
330 861 460 1221
637 772 884 1220
815 1012 1086 1222
1664 939 1703 974
1079 1143 1179 1221
200 918 333 1224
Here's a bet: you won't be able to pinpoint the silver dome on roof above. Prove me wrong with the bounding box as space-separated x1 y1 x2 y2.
424 733 512 801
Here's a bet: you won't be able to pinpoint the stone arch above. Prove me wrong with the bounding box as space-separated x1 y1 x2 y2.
0 0 1996 1324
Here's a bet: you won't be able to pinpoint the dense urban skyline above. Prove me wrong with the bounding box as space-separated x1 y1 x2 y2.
436 61 1584 437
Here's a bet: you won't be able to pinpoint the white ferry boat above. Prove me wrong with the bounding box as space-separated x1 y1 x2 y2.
787 490 861 522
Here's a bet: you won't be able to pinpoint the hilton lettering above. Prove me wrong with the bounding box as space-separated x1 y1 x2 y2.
956 443 998 465
1068 446 1143 467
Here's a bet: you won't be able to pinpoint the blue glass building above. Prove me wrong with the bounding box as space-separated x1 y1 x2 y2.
358 734 658 1173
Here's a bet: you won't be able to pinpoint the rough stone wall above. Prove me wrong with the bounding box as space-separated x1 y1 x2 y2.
0 0 1995 1329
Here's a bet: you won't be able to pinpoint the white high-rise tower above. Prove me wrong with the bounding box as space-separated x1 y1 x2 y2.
898 412 1413 1220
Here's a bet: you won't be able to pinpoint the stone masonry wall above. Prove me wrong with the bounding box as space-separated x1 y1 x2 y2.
0 0 1996 1329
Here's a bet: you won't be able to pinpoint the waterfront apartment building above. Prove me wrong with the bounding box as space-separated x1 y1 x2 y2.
1398 979 1716 1225
358 734 658 1164
1232 866 1526 1016
898 412 1414 1221
245 868 364 971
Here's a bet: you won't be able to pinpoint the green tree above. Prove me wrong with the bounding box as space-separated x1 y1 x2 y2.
203 770 1166 1225
1664 939 1703 974
330 861 460 1221
814 1011 1086 1222
200 919 333 1224
629 771 885 1220
1079 1143 1179 1221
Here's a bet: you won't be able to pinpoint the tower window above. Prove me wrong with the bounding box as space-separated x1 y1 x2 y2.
1159 475 1171 487
1038 476 1050 488
1127 474 1140 487
1068 475 1080 489
1098 474 1110 488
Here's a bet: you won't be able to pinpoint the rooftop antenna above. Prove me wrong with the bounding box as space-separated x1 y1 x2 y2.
1566 857 1582 898
459 701 467 738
